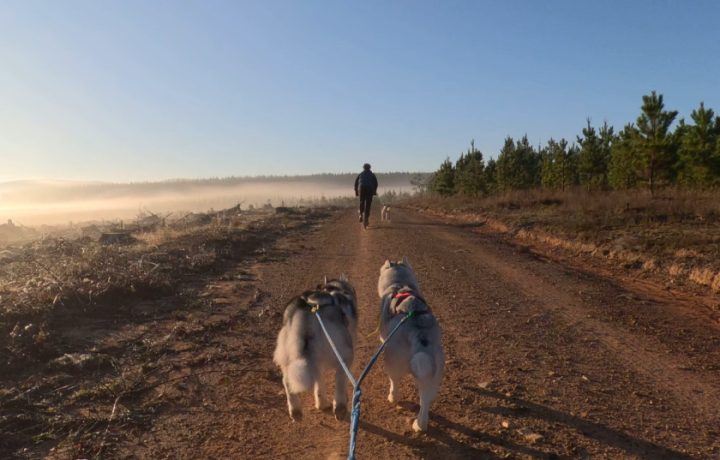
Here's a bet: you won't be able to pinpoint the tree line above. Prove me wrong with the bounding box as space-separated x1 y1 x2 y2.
430 91 720 196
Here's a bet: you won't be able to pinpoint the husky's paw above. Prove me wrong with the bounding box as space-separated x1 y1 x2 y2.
333 403 347 421
412 419 427 432
290 408 303 422
388 392 398 404
316 400 332 411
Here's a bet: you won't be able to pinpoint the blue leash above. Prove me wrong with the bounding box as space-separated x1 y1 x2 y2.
313 309 414 460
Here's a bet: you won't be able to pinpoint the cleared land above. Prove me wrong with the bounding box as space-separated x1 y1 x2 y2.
2 204 719 459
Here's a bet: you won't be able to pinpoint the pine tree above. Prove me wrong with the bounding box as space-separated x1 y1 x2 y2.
608 124 641 189
496 135 539 191
541 138 574 190
519 136 542 188
567 143 581 186
431 157 456 196
636 91 678 194
677 102 720 186
454 140 486 196
559 139 578 190
496 137 516 192
577 119 609 190
540 139 557 189
484 158 498 194
599 121 615 176
454 152 468 190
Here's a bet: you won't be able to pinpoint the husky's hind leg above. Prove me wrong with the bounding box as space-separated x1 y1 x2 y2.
412 377 439 432
384 356 403 403
387 373 402 403
314 376 331 411
333 367 349 420
282 373 303 421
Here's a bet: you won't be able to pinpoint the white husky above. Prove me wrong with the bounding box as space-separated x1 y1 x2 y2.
273 276 357 421
381 205 391 222
377 257 444 432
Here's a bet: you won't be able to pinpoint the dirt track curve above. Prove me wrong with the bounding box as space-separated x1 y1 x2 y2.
120 206 720 459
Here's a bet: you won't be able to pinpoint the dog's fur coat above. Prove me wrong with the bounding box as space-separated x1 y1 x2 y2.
377 257 444 432
273 276 357 421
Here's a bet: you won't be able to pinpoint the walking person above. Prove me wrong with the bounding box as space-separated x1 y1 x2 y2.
354 163 378 229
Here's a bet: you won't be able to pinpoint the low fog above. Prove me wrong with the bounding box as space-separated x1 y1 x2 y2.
0 174 421 227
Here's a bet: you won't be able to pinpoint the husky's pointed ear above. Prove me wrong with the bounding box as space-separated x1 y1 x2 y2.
402 256 410 265
323 275 328 285
382 259 391 269
340 273 348 282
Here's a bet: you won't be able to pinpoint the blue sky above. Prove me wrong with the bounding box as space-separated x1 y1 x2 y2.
1 0 719 182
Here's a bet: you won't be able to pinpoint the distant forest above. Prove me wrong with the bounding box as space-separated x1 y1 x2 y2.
429 91 720 196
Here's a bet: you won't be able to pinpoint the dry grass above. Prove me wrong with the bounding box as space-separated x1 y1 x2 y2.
0 204 339 458
0 205 337 370
409 188 720 291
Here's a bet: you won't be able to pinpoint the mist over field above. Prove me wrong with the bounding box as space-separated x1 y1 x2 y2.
0 173 422 226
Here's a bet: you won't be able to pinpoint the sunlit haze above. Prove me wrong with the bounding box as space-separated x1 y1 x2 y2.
0 175 417 225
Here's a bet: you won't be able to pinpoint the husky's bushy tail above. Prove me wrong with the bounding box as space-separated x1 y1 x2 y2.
410 351 434 380
410 334 436 380
286 358 314 393
274 310 317 393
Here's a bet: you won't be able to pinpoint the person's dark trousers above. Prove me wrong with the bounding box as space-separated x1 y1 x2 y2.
359 191 373 225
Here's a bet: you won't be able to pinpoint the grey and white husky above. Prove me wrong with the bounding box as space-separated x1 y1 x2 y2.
273 275 357 421
377 257 444 432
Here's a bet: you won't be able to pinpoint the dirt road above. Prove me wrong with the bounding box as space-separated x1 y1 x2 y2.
118 207 719 459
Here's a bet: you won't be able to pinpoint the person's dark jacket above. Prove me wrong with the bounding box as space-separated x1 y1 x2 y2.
355 170 378 196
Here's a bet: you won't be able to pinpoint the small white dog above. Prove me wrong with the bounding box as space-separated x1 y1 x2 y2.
377 257 444 432
273 276 357 421
381 205 391 222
